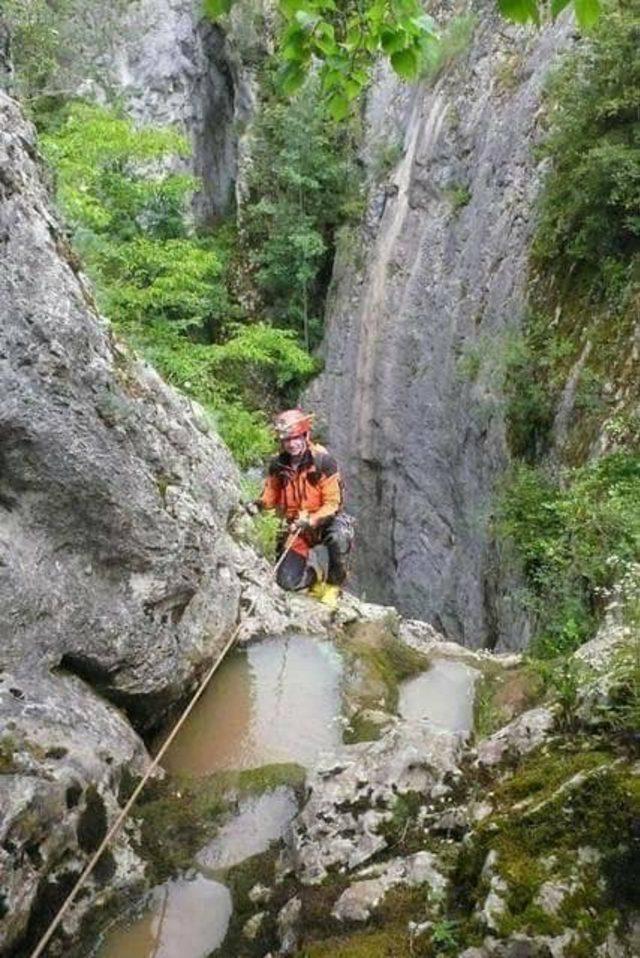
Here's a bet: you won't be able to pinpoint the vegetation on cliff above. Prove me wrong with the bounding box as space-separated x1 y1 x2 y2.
499 1 640 658
31 85 361 465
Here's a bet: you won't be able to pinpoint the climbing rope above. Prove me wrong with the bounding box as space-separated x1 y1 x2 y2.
29 531 300 958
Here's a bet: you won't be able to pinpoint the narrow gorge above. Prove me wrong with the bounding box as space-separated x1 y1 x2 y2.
1 0 638 957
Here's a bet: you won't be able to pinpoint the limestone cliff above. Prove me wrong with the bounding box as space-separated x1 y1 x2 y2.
307 6 573 650
61 0 272 221
0 88 285 955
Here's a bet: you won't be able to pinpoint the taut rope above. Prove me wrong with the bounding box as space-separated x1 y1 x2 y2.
29 531 299 958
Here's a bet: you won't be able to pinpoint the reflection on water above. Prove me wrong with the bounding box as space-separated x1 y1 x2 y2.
157 634 344 776
197 786 298 871
97 636 343 958
97 876 231 958
399 658 479 732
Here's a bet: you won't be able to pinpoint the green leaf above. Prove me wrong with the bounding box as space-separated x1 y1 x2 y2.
380 28 407 54
550 0 572 17
498 0 540 24
295 8 320 29
327 92 350 121
390 46 419 79
280 0 306 16
574 0 601 27
281 27 308 60
279 62 307 95
322 68 346 91
202 0 233 18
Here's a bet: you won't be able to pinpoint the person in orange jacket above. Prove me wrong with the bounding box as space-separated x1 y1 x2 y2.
247 409 354 594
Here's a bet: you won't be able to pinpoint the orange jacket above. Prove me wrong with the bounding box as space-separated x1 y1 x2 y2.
259 442 343 527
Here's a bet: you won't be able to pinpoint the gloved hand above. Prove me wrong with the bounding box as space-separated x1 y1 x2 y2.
244 500 261 517
290 515 313 534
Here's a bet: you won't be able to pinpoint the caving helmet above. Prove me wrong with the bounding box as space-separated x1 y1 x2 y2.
273 408 314 441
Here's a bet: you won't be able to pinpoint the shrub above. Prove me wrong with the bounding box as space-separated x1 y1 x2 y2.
41 102 320 466
242 73 363 348
497 453 640 656
533 5 640 290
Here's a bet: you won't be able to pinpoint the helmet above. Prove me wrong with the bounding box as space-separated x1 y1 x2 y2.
273 408 314 441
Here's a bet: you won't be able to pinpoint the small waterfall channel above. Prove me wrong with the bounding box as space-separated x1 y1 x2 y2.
93 633 479 958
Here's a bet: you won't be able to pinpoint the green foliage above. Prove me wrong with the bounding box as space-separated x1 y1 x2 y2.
205 0 603 115
208 0 439 117
41 101 320 467
3 0 129 101
431 918 461 954
497 454 640 657
128 320 313 466
534 4 640 289
532 656 586 728
473 675 509 738
446 183 472 212
3 0 70 97
242 74 363 348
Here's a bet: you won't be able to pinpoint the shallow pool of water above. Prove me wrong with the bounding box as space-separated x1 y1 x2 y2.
398 658 479 732
156 633 344 776
96 876 231 958
197 785 298 871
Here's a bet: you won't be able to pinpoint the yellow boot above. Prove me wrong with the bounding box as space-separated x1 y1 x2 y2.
307 580 324 600
318 584 341 608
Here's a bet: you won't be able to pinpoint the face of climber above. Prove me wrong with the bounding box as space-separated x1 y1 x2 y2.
282 434 307 459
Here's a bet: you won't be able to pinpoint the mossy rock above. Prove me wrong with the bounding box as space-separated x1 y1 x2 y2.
453 740 640 946
297 927 416 957
339 621 429 715
133 762 305 884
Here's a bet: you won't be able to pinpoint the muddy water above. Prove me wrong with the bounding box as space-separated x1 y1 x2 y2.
157 634 344 775
96 635 343 958
399 658 479 732
98 876 232 958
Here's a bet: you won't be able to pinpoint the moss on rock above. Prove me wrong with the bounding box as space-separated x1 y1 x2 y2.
339 620 429 716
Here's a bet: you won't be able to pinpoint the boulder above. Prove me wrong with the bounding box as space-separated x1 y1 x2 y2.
289 719 466 883
332 851 447 922
476 708 555 767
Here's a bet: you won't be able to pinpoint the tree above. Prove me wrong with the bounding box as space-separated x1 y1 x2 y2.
205 0 602 119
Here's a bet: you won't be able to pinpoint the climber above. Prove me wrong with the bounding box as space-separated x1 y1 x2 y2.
245 409 354 605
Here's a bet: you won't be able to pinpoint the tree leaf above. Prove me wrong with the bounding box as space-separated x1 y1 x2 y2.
280 0 307 16
574 0 601 27
390 46 419 79
295 8 320 29
279 62 307 95
327 92 350 121
550 0 572 17
380 28 407 54
498 0 540 24
202 0 233 18
281 27 308 60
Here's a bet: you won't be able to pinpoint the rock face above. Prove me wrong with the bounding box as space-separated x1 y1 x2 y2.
0 91 245 725
288 719 466 884
0 88 288 954
65 0 271 221
307 4 573 649
102 0 262 221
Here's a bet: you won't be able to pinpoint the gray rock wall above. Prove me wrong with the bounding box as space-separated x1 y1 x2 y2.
0 89 244 953
102 0 241 221
62 0 271 222
308 6 573 649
